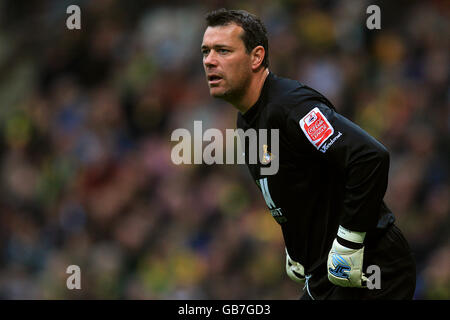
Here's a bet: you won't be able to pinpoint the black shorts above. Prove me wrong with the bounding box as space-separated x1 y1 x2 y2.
301 224 416 300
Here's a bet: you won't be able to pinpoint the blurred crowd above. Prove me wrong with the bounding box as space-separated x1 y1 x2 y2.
0 0 448 299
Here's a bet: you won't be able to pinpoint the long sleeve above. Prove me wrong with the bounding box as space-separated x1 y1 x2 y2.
286 101 390 232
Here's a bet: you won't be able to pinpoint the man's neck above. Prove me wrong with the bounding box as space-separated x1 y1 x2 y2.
233 68 269 114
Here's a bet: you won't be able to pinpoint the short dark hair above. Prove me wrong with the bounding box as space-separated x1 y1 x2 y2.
205 8 269 68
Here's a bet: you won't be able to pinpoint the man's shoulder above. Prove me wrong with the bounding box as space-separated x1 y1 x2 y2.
265 74 334 123
267 73 333 109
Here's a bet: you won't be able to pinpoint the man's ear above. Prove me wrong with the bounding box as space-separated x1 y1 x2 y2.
250 45 265 71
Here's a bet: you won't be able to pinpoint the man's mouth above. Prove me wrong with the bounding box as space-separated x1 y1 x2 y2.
208 74 223 85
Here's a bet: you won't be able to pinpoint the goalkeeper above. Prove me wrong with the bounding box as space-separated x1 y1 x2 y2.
201 9 416 299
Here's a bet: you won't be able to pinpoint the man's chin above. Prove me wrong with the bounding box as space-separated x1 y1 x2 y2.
209 88 227 98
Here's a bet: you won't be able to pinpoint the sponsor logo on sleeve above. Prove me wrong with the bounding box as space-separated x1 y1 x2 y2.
299 107 334 149
319 131 342 153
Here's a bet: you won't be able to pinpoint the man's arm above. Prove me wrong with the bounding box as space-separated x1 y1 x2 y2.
286 101 390 287
286 102 390 231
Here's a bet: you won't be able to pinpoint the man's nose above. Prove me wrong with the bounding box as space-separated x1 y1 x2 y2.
204 50 218 67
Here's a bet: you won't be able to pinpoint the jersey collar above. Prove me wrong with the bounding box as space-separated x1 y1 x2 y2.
240 71 274 124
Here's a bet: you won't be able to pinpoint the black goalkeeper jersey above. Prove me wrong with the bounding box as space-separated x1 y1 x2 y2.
237 72 395 275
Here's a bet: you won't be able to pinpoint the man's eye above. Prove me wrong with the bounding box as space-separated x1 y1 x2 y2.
202 50 209 56
218 49 229 53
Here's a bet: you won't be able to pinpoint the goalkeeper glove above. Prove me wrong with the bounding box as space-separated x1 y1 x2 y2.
285 247 305 284
327 225 368 288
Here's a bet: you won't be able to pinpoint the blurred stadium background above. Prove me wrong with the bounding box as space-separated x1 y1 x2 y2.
0 0 448 299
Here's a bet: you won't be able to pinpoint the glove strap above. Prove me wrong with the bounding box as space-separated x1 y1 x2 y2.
337 225 366 249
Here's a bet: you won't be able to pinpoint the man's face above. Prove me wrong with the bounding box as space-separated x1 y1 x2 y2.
201 23 253 100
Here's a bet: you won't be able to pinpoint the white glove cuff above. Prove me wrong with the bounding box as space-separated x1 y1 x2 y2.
285 248 305 283
337 225 366 244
